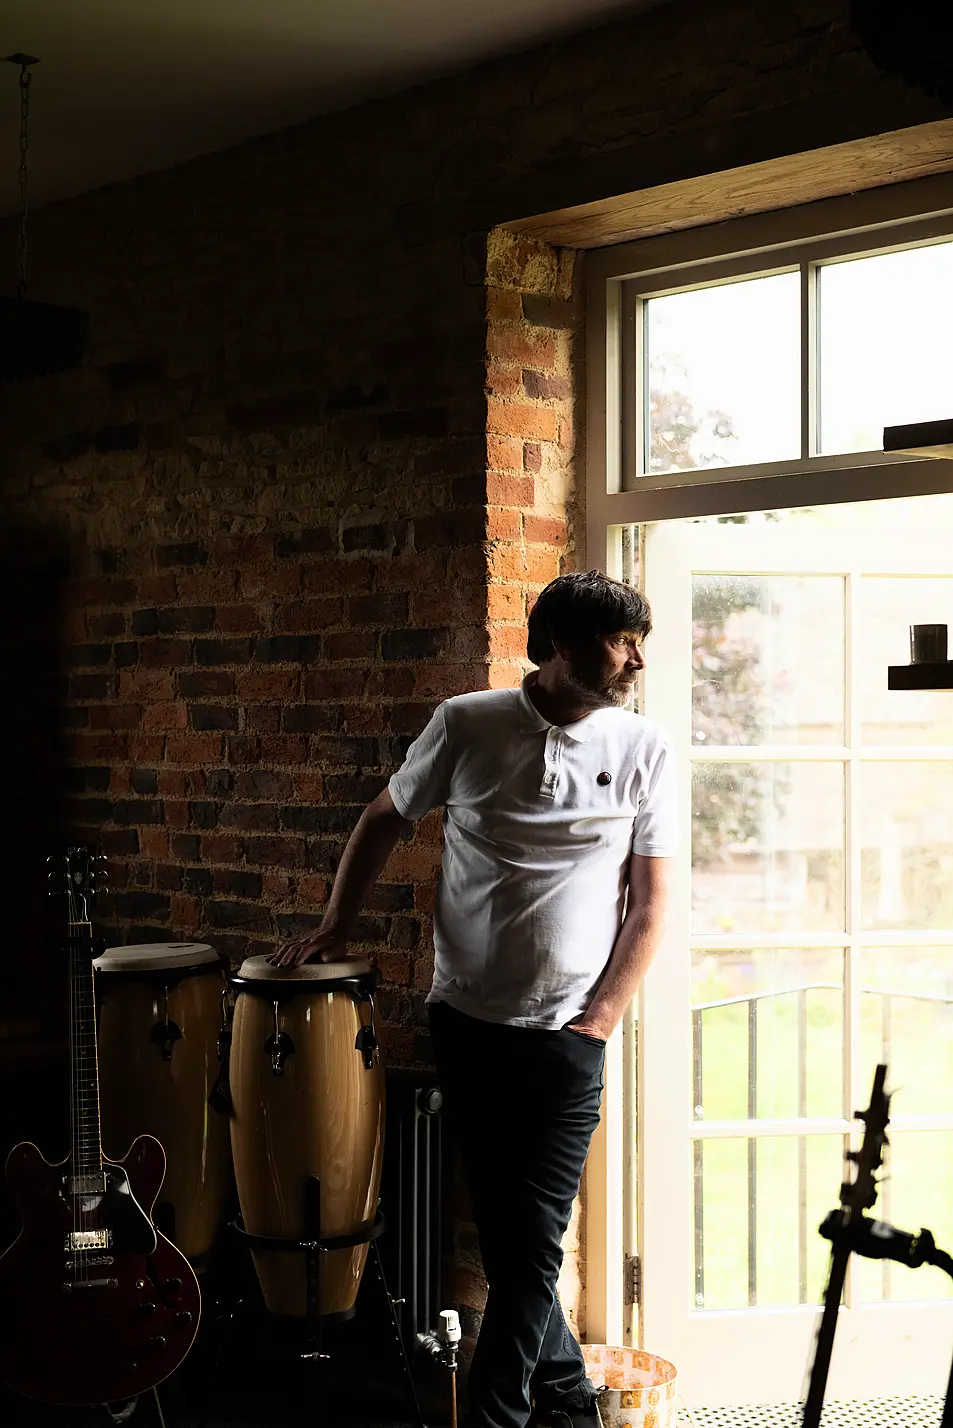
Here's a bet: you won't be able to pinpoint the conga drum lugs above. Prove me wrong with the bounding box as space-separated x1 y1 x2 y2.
228 956 384 1318
93 942 231 1271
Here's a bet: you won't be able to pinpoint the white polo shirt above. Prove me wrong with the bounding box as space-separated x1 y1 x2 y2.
388 675 677 1029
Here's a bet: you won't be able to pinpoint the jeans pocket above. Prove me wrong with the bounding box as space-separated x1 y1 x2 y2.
563 1025 607 1048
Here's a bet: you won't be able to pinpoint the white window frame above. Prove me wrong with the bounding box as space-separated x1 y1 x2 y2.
582 168 953 1348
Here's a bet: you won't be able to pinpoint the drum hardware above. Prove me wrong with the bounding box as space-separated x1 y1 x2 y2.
226 1176 427 1427
208 995 233 1117
353 987 380 1070
149 987 182 1062
803 1063 953 1428
265 1001 296 1077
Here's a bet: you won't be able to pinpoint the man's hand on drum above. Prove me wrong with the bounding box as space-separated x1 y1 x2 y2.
268 928 349 967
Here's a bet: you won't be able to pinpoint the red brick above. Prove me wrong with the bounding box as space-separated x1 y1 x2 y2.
324 631 377 661
558 416 574 449
142 702 189 731
72 576 137 606
489 625 529 660
178 569 240 603
486 400 558 442
522 370 571 401
120 669 175 700
137 575 179 604
488 661 526 689
171 892 202 931
523 514 568 545
486 435 523 472
245 705 282 733
110 767 132 795
485 362 522 397
348 593 409 626
258 735 309 764
487 584 524 622
274 598 342 632
212 535 274 566
486 471 535 506
139 639 192 668
241 566 302 600
486 506 522 542
158 769 188 798
128 734 166 762
164 800 190 828
165 733 224 763
139 828 170 860
297 874 331 904
487 544 559 584
89 704 142 730
235 669 300 702
486 329 556 369
215 604 264 632
201 833 244 863
411 585 487 625
377 952 412 986
293 771 325 801
414 663 488 698
302 558 374 595
375 551 445 592
262 872 293 901
366 668 415 699
523 442 542 473
341 704 386 735
304 667 367 700
486 287 523 322
384 845 443 883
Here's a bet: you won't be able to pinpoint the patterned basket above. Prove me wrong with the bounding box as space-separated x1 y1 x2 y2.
582 1345 680 1428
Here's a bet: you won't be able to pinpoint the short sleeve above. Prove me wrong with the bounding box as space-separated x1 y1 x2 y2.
388 701 452 821
632 738 678 856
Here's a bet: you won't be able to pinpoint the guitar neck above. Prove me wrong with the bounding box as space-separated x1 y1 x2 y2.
69 921 103 1176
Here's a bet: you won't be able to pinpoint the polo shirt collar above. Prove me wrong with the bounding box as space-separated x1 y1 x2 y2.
518 674 598 743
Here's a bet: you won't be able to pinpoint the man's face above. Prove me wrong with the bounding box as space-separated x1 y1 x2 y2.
562 631 646 708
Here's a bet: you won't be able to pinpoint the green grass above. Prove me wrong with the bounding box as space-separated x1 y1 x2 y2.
688 990 953 1310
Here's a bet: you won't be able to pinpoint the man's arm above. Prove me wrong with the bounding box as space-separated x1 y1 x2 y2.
270 788 412 966
570 853 670 1041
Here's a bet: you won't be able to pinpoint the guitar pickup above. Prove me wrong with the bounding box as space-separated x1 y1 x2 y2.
64 1230 112 1251
68 1173 106 1195
63 1278 119 1291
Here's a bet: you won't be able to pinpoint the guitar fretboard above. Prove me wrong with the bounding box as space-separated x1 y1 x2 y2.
69 923 103 1175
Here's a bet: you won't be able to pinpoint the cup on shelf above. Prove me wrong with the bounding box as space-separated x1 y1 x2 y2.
909 624 948 664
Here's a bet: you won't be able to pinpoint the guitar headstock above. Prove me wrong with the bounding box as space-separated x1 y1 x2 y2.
48 846 107 925
842 1063 891 1217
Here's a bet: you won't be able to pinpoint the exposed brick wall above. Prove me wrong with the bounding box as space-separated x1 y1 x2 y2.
0 0 943 1348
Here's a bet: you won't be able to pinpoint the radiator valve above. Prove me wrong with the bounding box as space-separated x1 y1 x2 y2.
418 1308 461 1369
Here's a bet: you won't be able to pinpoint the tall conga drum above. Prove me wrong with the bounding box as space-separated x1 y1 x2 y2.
93 942 232 1272
228 956 384 1318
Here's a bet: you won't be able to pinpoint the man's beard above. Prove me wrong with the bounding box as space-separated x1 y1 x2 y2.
563 658 636 709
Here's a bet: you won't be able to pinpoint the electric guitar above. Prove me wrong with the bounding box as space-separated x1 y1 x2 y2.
0 847 201 1405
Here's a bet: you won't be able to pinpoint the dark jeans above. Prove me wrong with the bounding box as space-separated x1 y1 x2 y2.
429 1000 605 1428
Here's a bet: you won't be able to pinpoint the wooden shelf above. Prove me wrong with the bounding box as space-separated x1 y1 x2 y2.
888 661 953 690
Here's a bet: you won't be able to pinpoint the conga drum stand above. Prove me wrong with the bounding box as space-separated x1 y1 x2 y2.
232 1176 428 1427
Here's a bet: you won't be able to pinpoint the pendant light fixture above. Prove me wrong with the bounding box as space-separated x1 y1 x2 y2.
0 54 88 383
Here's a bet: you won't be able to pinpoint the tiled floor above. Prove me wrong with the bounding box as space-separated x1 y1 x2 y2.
677 1400 945 1427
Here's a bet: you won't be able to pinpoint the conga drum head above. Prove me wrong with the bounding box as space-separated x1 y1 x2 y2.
94 942 221 974
234 954 372 983
94 940 231 1270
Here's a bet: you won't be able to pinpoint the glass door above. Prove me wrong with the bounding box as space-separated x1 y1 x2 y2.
632 493 953 1406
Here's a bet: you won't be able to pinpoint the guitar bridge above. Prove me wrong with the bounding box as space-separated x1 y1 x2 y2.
64 1229 112 1251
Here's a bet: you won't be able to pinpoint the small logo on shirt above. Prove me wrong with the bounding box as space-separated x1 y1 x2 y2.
597 771 612 786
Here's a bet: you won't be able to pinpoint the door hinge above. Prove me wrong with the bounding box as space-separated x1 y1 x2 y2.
623 1252 641 1307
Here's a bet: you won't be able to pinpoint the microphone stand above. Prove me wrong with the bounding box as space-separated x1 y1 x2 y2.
802 1065 953 1427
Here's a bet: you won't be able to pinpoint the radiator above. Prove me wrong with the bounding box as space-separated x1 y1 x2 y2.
379 1071 444 1349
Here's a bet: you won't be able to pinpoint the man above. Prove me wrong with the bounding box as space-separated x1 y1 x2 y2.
274 570 676 1428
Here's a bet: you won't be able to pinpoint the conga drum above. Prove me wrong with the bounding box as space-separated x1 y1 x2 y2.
93 942 232 1271
228 956 384 1318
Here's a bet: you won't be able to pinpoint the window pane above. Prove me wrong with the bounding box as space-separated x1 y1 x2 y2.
692 947 843 1122
860 947 953 1117
693 1135 842 1309
860 763 953 930
856 1130 953 1303
693 575 844 747
860 575 953 746
645 273 800 476
819 241 953 455
692 762 845 934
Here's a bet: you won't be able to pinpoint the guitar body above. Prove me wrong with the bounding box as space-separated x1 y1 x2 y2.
0 1134 201 1405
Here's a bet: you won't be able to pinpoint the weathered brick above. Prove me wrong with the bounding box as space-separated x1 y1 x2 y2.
486 400 559 442
157 607 215 635
280 704 341 734
88 612 127 639
258 734 309 764
137 576 178 605
273 599 342 632
69 673 112 700
115 891 169 919
486 287 524 322
522 370 572 401
279 805 363 835
66 644 111 667
206 900 271 933
485 362 522 397
156 543 209 568
523 513 568 545
341 524 388 553
324 632 377 662
179 670 236 699
487 328 556 369
486 471 535 506
138 639 192 668
218 804 279 832
200 833 244 863
165 733 225 763
213 869 263 900
381 628 446 662
245 836 307 870
379 408 449 441
194 638 253 666
171 834 200 861
215 605 264 633
275 527 336 558
142 701 188 731
487 544 560 584
521 294 575 329
255 636 322 663
234 770 293 801
89 704 142 730
303 667 366 701
189 801 219 829
190 705 239 732
131 768 159 795
112 800 164 825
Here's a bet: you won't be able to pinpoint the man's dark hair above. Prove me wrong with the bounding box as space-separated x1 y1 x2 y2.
526 570 652 666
